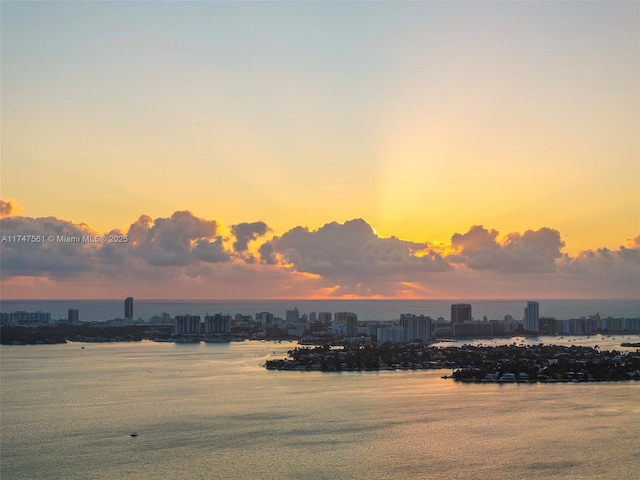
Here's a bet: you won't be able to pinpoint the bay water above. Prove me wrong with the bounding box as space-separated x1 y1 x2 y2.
2 339 639 479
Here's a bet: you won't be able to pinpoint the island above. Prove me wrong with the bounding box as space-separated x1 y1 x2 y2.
265 343 640 383
0 323 174 344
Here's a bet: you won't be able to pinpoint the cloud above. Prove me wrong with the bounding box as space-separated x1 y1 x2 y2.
1 200 13 217
626 234 640 249
0 216 100 278
558 243 640 274
125 211 230 266
264 218 449 276
0 211 233 280
449 225 564 273
1 205 638 299
259 242 277 265
231 221 270 263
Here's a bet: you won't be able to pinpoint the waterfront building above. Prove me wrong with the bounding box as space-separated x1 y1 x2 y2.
318 312 332 322
524 301 539 332
204 314 231 334
399 314 431 342
489 320 516 336
174 315 201 335
377 326 408 343
68 309 79 323
451 304 472 323
452 322 494 338
603 317 640 333
124 297 133 320
8 311 52 325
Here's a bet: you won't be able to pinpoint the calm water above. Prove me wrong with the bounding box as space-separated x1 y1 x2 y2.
1 299 639 322
2 340 639 479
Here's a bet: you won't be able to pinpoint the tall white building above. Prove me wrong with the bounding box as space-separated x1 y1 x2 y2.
399 314 431 342
377 326 408 343
524 301 540 333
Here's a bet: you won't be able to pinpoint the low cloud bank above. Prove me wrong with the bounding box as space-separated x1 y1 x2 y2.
1 202 638 298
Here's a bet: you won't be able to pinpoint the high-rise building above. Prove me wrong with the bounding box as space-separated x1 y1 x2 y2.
256 312 274 330
451 304 472 323
174 315 201 335
524 301 540 332
204 314 231 334
334 312 347 322
124 297 133 319
399 314 432 341
286 308 300 322
377 326 408 343
68 309 79 323
345 314 358 337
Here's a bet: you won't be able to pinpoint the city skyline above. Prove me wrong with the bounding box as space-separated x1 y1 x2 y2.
1 1 638 300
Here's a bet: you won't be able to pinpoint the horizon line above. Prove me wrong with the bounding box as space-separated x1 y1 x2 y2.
2 298 639 302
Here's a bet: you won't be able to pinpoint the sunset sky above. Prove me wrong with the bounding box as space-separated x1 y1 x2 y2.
1 1 638 299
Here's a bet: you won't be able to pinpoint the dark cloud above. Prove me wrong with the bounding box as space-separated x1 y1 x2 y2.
126 210 230 266
2 208 638 299
0 210 233 279
0 216 99 278
264 218 448 276
449 225 564 273
0 200 13 217
259 242 277 265
558 241 640 274
126 214 153 245
193 238 230 263
231 221 270 253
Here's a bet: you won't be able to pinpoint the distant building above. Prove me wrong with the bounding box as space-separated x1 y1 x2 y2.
124 297 133 320
377 326 408 343
8 311 51 325
318 312 332 322
603 317 640 333
345 314 359 337
204 314 231 334
452 322 493 338
451 304 472 323
489 319 516 336
286 308 300 323
174 315 201 335
399 314 432 342
68 309 79 323
334 312 356 322
256 312 274 330
524 301 540 332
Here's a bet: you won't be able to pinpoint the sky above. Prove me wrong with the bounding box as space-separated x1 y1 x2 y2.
1 1 638 300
